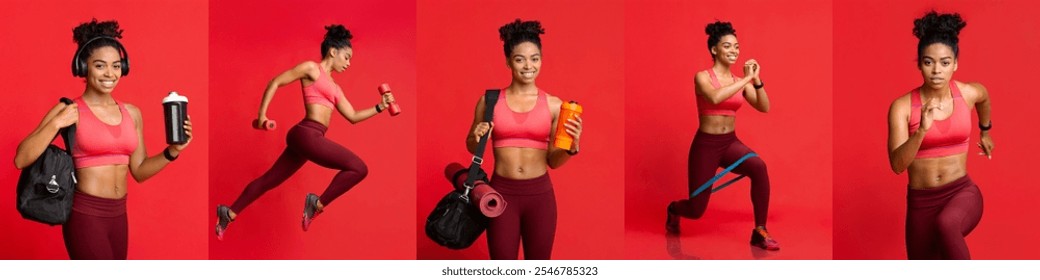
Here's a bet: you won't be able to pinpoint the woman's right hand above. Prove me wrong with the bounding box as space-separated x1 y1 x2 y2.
918 100 938 133
257 115 269 126
50 103 79 129
473 121 494 142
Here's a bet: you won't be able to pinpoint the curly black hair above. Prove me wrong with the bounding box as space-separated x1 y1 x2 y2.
72 18 124 68
321 24 353 58
499 19 545 58
705 20 736 55
913 11 966 62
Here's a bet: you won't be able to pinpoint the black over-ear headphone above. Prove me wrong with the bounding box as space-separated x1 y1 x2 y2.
71 36 130 77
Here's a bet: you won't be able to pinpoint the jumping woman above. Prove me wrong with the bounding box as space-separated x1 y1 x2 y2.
215 24 396 239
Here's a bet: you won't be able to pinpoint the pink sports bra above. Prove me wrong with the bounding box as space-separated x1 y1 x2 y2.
302 63 343 108
492 89 551 150
908 82 971 158
72 97 139 168
697 69 745 116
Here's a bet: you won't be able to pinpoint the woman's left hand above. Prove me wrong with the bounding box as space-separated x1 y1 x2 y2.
746 59 762 83
977 132 993 159
169 116 193 156
381 92 396 108
564 115 583 151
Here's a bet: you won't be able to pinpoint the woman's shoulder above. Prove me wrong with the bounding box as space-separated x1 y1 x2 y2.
118 101 144 126
121 101 138 111
889 91 913 114
298 60 320 70
954 80 987 100
540 89 561 101
693 70 710 80
294 61 321 79
542 90 564 111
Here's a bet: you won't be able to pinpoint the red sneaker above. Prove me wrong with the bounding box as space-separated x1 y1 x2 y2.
750 227 780 251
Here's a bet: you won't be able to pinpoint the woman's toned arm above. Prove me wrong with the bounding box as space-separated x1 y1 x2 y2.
257 61 318 124
742 60 770 112
964 82 993 158
888 94 937 174
334 90 393 124
466 95 492 155
14 102 78 169
126 104 192 182
695 64 756 105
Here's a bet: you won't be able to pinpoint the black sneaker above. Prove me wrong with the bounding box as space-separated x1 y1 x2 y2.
215 205 233 241
302 193 322 231
666 202 680 234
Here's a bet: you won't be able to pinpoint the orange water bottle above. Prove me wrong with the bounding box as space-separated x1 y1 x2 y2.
553 101 583 150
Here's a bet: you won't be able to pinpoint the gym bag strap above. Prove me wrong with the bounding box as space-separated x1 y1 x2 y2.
463 89 498 199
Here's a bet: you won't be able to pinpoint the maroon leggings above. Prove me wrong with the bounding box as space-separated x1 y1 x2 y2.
486 173 556 260
671 131 770 226
62 191 128 260
230 119 368 213
906 175 983 260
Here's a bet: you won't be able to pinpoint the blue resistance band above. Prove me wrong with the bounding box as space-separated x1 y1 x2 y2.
689 152 758 198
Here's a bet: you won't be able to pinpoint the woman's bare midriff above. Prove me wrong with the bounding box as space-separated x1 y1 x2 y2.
907 153 968 189
304 104 334 126
698 115 736 135
75 165 130 199
493 147 549 180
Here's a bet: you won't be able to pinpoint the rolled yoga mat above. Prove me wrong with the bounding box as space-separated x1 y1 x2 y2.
444 162 508 218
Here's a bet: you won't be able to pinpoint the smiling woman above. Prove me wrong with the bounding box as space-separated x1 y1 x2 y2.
665 20 778 251
12 18 194 260
464 18 584 260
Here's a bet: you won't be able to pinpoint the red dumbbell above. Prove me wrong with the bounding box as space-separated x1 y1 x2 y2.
252 119 276 131
378 83 401 116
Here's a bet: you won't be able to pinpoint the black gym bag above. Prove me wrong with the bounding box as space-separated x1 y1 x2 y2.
425 90 499 249
16 97 77 225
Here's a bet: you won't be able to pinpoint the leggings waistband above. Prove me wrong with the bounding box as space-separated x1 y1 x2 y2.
694 130 738 144
490 173 553 195
295 119 328 134
907 175 976 209
71 191 127 218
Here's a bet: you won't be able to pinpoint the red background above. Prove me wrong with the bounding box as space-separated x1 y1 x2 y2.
0 0 210 259
415 0 626 259
624 0 834 259
833 0 1040 259
207 0 416 259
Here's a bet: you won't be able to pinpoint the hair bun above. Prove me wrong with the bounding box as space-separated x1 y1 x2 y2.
913 11 965 43
72 18 123 46
499 19 544 42
704 20 735 38
325 24 353 41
